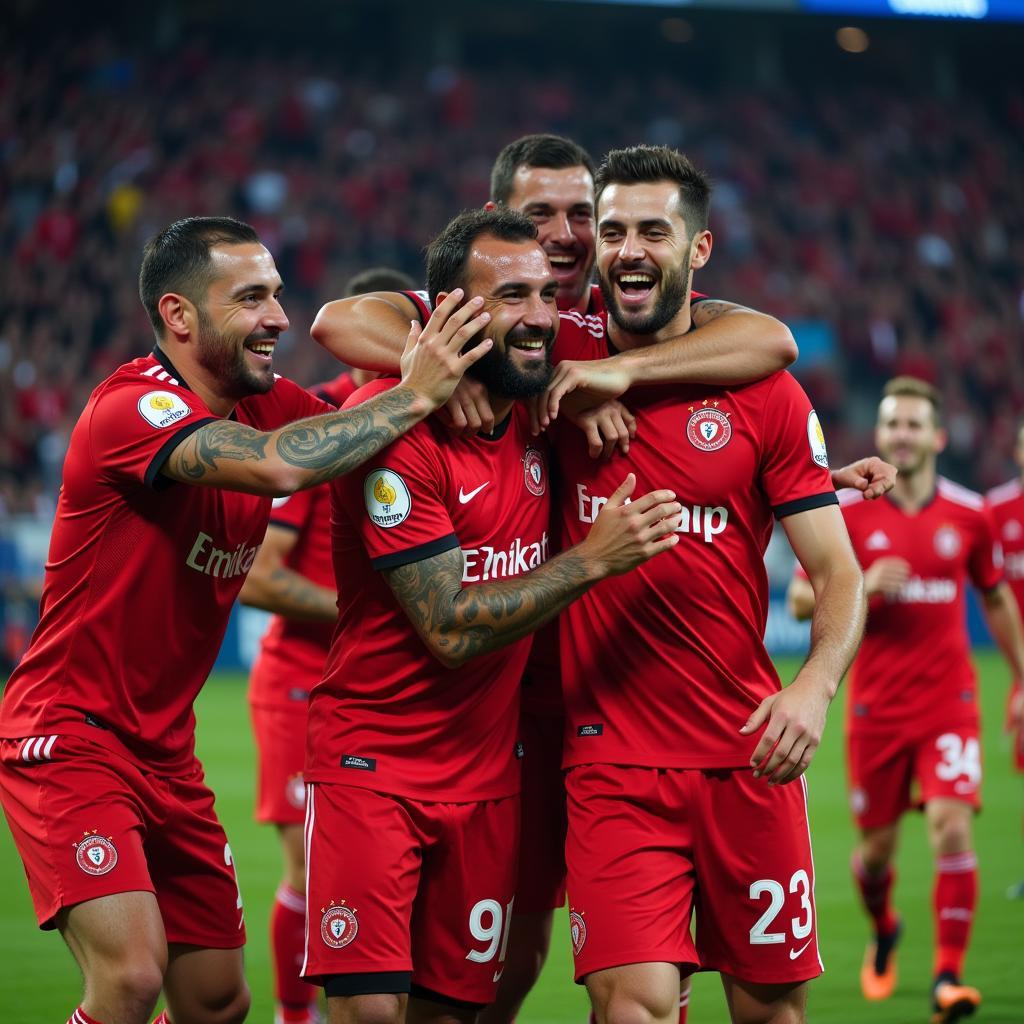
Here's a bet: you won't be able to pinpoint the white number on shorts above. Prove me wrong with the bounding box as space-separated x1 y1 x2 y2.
749 870 813 945
223 842 243 911
935 733 981 785
465 897 514 964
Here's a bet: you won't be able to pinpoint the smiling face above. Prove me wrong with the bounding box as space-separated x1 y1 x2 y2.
461 235 559 399
507 164 595 313
596 180 710 337
875 394 945 478
194 243 288 400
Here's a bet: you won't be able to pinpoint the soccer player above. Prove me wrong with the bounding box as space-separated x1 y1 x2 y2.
238 266 417 1024
984 420 1024 899
789 377 1024 1023
551 145 865 1024
0 217 492 1024
302 206 684 1024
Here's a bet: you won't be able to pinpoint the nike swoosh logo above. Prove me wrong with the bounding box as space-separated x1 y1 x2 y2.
493 968 504 983
789 939 812 960
459 482 490 504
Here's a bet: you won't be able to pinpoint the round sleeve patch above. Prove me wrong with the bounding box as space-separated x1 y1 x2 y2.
807 410 829 469
138 390 192 429
364 469 412 528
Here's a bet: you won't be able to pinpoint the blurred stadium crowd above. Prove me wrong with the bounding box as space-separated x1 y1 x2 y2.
1 16 1022 665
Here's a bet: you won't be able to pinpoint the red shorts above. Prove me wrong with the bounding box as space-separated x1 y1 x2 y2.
303 782 519 1005
515 710 566 913
250 702 307 825
564 764 822 986
847 725 982 830
0 734 245 946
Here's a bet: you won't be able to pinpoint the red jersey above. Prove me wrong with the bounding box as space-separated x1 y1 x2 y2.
0 350 329 774
306 379 552 801
552 315 837 770
986 478 1024 612
836 480 1002 736
248 372 359 707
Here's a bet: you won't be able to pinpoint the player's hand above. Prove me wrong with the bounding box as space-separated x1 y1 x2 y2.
863 557 911 598
741 672 832 785
579 473 681 576
831 457 897 500
564 397 637 460
542 358 633 428
438 377 496 436
399 290 493 410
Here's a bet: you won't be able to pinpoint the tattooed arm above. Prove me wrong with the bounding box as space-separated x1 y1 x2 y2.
161 290 494 496
384 475 681 668
543 300 797 425
238 522 337 622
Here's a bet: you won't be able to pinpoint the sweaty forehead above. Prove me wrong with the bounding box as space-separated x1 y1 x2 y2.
599 182 683 226
207 243 281 291
509 165 594 209
466 238 553 293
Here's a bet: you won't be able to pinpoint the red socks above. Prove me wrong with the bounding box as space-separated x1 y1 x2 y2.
68 1011 105 1024
933 851 978 978
273 883 317 1017
852 851 899 936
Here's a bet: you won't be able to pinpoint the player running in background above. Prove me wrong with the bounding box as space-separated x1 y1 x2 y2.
302 206 682 1024
789 377 1024 1023
238 266 416 1024
553 145 865 1024
0 217 489 1024
984 419 1024 899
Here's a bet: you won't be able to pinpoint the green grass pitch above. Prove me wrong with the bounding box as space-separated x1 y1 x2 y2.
2 654 1022 1022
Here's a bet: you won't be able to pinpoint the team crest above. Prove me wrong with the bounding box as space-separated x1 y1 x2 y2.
806 411 829 469
523 448 546 497
686 403 732 452
364 469 412 529
934 525 962 559
1003 519 1022 542
321 900 358 949
285 773 306 810
137 390 190 429
74 831 118 876
569 910 587 955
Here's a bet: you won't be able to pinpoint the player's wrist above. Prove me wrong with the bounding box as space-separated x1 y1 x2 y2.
393 382 438 418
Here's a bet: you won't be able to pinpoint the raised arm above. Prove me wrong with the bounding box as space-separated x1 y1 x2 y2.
238 522 337 622
383 475 680 669
745 504 865 783
162 292 492 496
543 300 797 423
311 291 419 371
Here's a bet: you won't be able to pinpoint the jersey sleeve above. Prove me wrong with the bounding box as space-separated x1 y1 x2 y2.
968 507 1004 593
345 429 460 571
402 290 433 324
88 378 218 490
758 372 838 519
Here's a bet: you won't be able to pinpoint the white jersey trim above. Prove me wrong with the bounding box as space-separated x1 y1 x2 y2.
20 735 58 761
301 784 316 979
937 476 984 511
986 479 1023 507
837 488 866 508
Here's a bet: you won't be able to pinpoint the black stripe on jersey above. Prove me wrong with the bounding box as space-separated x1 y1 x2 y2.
772 491 839 520
402 290 432 324
410 984 486 1011
145 417 218 490
267 519 302 532
370 533 460 571
325 972 411 997
151 347 191 390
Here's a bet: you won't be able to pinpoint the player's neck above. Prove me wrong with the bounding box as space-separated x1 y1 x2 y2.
482 394 514 434
891 462 937 513
558 287 590 315
608 301 692 352
156 341 239 419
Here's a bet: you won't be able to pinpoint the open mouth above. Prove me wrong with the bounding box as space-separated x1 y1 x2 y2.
615 271 657 306
547 251 581 282
510 339 547 359
245 340 276 363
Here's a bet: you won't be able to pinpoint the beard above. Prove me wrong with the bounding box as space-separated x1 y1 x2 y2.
195 306 275 400
465 326 555 399
600 259 690 336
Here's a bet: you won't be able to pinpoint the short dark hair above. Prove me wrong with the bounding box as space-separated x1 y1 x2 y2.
343 266 417 297
595 145 712 236
138 216 261 336
426 208 538 308
882 376 943 426
490 134 596 205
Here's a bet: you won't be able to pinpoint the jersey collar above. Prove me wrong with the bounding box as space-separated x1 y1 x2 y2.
151 347 192 392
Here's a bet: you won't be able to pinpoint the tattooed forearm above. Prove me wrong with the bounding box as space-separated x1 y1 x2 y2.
384 546 596 668
690 299 737 327
174 420 271 480
164 384 429 492
242 566 337 622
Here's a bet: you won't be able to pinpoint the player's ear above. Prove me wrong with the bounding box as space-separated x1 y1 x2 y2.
690 230 713 270
158 293 194 343
934 427 948 455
